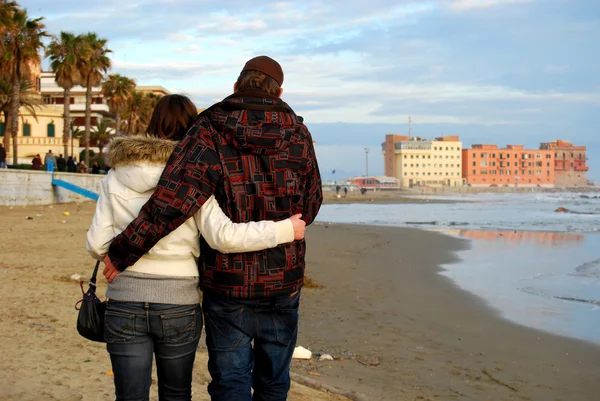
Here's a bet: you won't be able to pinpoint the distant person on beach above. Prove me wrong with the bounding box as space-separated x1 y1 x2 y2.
44 150 56 171
104 56 322 401
0 143 6 168
76 161 88 174
66 156 76 173
91 161 100 174
344 187 348 197
56 154 67 172
336 185 340 195
32 154 42 170
87 94 305 401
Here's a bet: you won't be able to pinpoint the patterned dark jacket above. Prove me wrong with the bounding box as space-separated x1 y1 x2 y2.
107 89 323 299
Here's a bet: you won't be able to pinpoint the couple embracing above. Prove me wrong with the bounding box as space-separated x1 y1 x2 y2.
86 56 323 401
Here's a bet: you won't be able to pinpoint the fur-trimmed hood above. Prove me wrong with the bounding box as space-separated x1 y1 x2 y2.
105 136 178 193
105 135 177 167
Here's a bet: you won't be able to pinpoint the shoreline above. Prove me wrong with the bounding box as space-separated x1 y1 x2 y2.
294 222 600 400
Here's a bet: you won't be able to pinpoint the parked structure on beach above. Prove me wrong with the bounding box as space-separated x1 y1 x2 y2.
382 134 463 187
347 175 400 190
539 140 588 187
462 145 555 187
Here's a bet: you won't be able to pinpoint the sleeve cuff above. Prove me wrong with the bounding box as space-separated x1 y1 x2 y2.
274 219 295 245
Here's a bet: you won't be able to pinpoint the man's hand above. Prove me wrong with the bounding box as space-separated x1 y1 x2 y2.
290 214 306 240
103 256 120 283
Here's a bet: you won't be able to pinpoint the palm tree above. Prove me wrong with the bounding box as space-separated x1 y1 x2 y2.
1 8 48 165
124 90 145 135
0 1 18 39
91 119 113 156
124 91 162 135
78 32 111 165
46 31 82 157
101 74 135 137
0 77 43 153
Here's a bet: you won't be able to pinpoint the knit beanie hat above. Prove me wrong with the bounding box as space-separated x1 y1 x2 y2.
241 56 284 86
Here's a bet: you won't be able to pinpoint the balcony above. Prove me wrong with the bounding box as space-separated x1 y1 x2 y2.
575 165 589 172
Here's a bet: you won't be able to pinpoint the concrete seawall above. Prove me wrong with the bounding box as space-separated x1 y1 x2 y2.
0 169 103 206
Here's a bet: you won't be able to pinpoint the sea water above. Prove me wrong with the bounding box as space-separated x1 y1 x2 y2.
316 193 600 345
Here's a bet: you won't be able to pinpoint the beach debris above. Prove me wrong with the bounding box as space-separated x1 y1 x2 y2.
27 322 55 330
71 274 82 281
308 372 321 377
554 206 596 215
25 216 34 220
292 346 312 360
36 214 42 217
319 354 334 361
63 211 71 216
106 370 114 376
482 369 517 392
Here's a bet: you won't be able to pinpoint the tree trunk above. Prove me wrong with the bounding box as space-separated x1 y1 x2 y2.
115 110 121 137
3 110 11 157
63 87 71 157
9 71 20 166
84 78 92 166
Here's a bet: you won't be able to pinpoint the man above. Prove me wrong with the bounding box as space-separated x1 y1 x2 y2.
105 55 322 401
44 149 56 172
67 156 76 173
0 143 6 168
56 154 67 172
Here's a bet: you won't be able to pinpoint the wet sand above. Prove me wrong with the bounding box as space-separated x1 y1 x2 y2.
296 222 600 400
1 203 599 401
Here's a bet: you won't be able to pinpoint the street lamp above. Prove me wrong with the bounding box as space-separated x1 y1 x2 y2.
364 148 370 177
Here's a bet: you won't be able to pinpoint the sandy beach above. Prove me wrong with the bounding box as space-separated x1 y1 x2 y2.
1 203 599 401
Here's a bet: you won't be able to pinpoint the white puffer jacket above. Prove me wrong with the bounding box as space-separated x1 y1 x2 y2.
86 135 293 277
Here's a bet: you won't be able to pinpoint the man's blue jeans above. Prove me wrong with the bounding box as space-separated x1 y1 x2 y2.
203 291 301 401
105 301 202 401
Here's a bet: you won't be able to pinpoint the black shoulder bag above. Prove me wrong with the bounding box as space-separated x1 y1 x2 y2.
75 261 106 343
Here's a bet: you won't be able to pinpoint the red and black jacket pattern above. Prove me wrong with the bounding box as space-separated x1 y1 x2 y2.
107 90 323 299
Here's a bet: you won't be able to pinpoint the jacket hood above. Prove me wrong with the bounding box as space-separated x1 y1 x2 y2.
105 135 177 193
207 90 305 155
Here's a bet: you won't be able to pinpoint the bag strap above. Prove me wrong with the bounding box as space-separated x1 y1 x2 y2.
90 261 101 288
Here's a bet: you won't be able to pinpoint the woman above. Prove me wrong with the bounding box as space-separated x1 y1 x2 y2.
86 94 303 401
31 154 42 170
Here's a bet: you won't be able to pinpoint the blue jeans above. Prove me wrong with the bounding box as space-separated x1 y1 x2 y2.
105 301 202 401
203 291 301 401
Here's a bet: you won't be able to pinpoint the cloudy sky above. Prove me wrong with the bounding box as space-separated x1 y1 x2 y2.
22 0 599 180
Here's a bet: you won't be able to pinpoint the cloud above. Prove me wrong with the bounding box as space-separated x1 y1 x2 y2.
448 0 534 12
19 0 598 180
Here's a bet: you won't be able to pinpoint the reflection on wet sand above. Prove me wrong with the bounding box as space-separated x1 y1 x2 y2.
440 228 584 246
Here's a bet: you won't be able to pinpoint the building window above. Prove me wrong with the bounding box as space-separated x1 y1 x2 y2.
0 122 4 137
416 164 419 167
428 155 431 159
472 162 476 166
23 123 31 137
404 155 407 159
473 153 477 158
404 173 407 176
445 147 448 151
47 123 55 137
